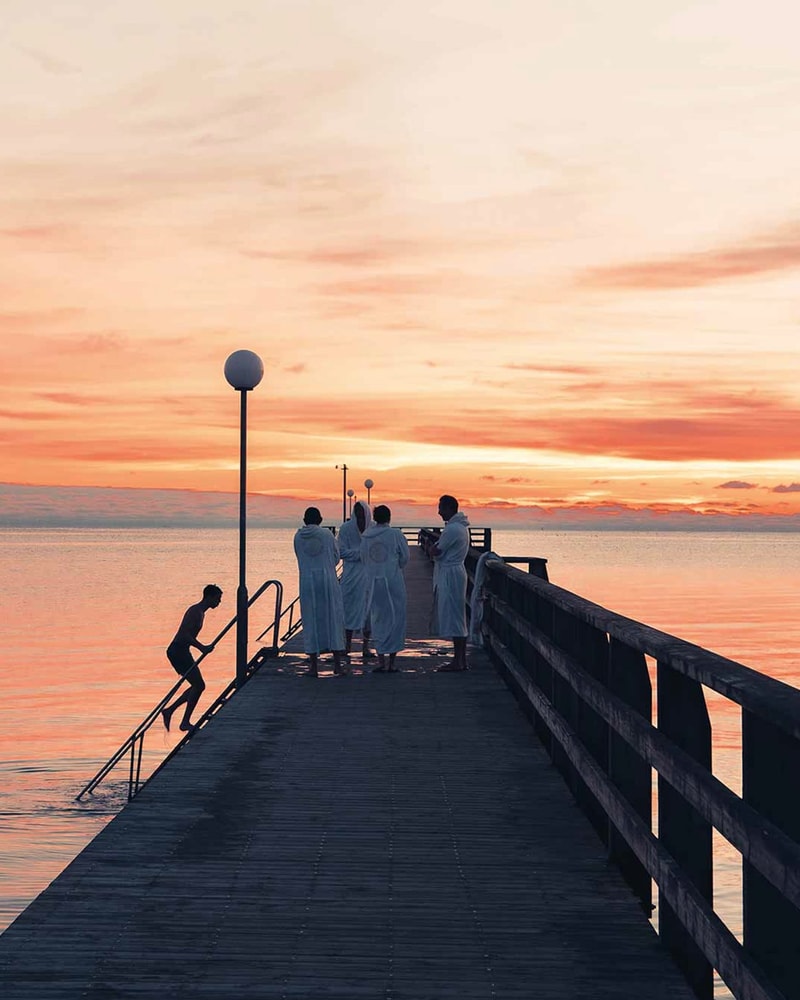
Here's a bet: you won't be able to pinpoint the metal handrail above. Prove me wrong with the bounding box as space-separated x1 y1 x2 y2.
256 593 302 644
76 578 284 801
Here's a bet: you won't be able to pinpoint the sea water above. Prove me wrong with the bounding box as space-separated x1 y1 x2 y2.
1 526 798 998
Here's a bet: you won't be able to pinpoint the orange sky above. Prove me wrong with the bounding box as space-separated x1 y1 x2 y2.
2 1 800 525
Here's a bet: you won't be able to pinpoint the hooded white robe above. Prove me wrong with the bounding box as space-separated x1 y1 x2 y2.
361 523 409 655
293 524 345 654
338 501 372 632
432 511 470 638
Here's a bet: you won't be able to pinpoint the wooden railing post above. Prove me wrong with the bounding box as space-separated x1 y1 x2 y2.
550 605 579 792
527 557 548 580
608 639 652 912
528 586 554 752
657 663 713 1000
742 710 800 1000
565 618 611 845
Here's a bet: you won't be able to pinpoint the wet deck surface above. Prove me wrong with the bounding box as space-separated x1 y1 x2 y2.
0 548 693 999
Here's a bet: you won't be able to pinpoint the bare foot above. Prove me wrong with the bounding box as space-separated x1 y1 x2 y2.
179 719 195 731
161 709 171 732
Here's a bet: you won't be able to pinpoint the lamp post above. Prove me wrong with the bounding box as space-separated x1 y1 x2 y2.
224 349 264 688
364 478 373 506
347 488 355 517
335 463 348 522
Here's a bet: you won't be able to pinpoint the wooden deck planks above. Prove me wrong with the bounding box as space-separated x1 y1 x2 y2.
0 547 695 999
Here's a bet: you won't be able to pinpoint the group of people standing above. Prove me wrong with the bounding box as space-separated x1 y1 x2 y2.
293 501 412 676
293 494 471 677
161 494 472 731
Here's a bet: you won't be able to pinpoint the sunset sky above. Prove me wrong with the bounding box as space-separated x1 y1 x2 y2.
2 1 800 527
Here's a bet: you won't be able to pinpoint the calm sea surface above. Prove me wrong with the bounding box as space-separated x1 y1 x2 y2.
1 526 799 996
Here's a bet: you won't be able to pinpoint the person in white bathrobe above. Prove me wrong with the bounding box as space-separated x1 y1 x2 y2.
432 494 470 672
361 505 409 673
293 507 347 677
338 500 373 662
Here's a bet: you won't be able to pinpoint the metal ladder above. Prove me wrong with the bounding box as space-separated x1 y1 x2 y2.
76 578 286 802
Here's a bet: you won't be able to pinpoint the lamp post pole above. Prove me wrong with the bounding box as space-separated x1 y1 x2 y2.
236 388 248 685
225 350 264 689
336 463 348 522
347 488 355 517
364 478 373 506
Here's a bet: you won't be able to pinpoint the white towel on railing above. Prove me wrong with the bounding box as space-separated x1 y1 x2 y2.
469 551 502 646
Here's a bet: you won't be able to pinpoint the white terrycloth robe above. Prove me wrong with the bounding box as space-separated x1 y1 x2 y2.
293 524 345 654
338 501 372 632
432 511 470 638
361 524 410 654
468 550 501 646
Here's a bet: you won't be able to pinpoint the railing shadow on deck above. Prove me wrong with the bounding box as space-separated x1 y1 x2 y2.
459 548 800 1000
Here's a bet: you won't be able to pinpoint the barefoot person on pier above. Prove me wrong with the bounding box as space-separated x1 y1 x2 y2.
361 504 409 673
432 495 470 672
338 499 374 662
161 584 222 732
293 506 348 678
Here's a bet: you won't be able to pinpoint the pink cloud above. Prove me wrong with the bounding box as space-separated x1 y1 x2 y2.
36 392 119 407
0 410 56 423
504 363 595 375
314 273 456 298
0 225 74 241
580 223 800 289
17 45 80 75
242 240 423 268
0 308 86 330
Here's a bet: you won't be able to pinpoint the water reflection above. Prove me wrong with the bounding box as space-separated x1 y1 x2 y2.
2 527 798 1000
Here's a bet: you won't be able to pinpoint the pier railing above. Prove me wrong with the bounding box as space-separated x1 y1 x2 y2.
469 554 800 1000
408 524 492 553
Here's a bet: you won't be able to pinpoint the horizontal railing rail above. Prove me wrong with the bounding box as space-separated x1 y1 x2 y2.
77 578 284 801
472 555 800 1000
415 525 493 558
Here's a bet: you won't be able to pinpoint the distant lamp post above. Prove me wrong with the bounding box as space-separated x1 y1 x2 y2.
335 463 348 522
224 349 264 688
364 478 374 506
347 488 355 516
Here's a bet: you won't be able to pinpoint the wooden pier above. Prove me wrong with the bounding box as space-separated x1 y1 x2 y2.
0 545 696 999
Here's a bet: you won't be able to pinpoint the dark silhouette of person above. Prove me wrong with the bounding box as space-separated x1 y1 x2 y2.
161 584 222 732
